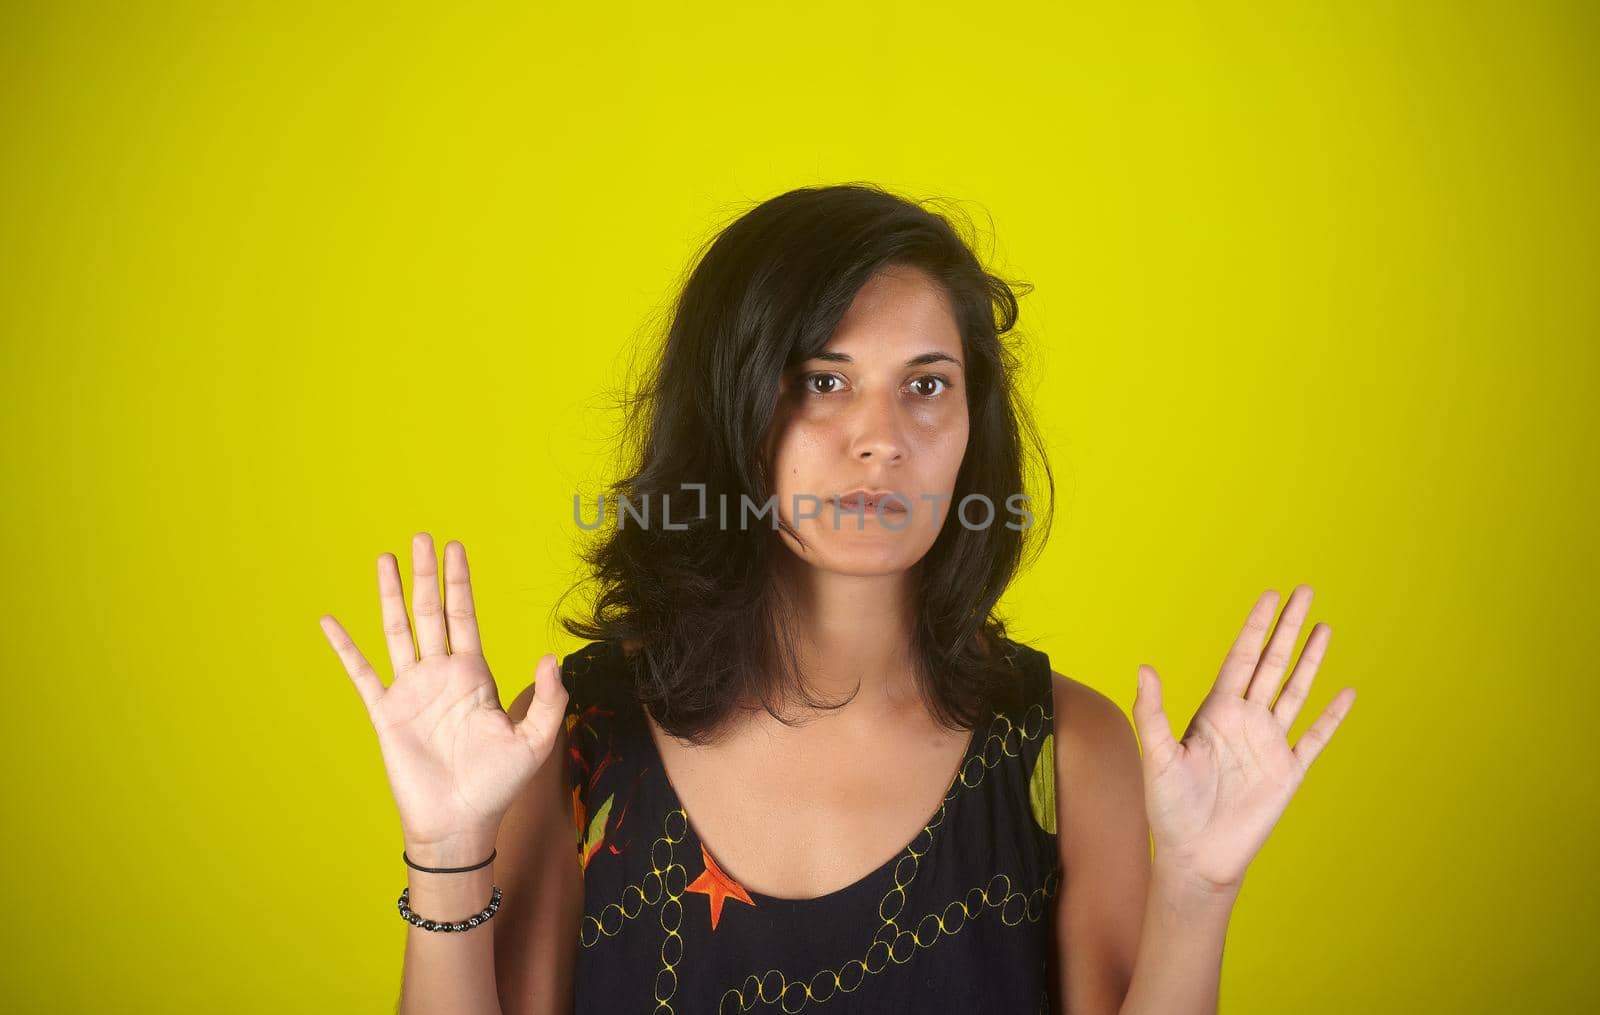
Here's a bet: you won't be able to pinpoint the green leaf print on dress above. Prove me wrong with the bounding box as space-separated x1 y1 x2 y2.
583 793 613 869
1029 732 1056 835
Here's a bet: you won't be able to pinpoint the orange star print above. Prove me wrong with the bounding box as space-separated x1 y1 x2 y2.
685 843 755 930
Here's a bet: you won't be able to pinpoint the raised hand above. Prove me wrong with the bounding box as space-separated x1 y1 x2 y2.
319 533 569 864
1130 585 1356 895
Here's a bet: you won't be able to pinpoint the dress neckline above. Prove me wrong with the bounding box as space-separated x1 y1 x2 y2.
620 642 984 909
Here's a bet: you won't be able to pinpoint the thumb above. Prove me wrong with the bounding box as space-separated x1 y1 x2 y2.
512 653 569 757
1130 664 1178 769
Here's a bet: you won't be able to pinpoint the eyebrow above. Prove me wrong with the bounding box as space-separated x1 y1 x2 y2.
805 351 964 369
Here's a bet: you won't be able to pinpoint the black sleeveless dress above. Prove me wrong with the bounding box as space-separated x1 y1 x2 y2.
559 637 1063 1014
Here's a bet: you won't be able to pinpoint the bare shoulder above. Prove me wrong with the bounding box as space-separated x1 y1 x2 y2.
1049 670 1139 764
1047 670 1146 854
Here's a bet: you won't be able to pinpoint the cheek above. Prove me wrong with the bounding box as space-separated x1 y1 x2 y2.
769 425 829 488
913 409 969 473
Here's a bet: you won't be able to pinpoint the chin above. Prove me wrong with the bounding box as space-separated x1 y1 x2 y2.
813 555 918 578
784 528 932 576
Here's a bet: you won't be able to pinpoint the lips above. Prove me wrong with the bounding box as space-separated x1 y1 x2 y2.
833 489 908 513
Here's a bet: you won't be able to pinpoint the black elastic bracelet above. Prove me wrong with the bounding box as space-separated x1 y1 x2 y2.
402 847 496 874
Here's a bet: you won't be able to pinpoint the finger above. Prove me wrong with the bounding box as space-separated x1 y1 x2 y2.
411 532 448 658
1291 687 1357 772
512 654 570 758
1271 623 1331 732
1245 584 1315 705
319 614 386 713
1130 665 1179 770
443 541 483 656
1215 589 1280 698
377 552 418 678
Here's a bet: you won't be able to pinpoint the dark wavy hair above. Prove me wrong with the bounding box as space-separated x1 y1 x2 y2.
554 182 1054 746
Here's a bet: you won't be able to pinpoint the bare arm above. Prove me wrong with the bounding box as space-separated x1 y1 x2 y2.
1050 673 1148 1014
1116 872 1236 1015
1051 671 1237 1015
492 681 584 1014
397 833 507 1015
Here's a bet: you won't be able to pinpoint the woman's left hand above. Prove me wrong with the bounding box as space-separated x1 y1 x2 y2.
1131 585 1357 896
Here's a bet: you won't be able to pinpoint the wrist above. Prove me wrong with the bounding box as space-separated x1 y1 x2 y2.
403 830 499 869
1149 861 1242 915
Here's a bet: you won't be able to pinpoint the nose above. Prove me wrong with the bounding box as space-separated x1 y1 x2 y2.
849 390 906 464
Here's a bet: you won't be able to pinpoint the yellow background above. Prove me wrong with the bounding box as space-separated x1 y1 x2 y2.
3 1 1594 1011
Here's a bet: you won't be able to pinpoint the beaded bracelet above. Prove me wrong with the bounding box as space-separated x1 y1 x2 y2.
397 885 502 932
398 847 500 932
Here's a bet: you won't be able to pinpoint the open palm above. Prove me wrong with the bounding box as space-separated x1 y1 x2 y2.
1132 585 1357 893
319 533 569 855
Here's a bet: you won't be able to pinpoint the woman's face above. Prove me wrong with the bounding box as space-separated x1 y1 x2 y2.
763 264 971 576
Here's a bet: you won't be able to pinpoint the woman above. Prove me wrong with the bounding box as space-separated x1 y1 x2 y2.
319 183 1356 1014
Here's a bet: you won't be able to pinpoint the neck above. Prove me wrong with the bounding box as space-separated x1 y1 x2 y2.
770 555 923 723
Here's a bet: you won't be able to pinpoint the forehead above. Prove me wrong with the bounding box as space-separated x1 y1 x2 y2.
821 265 964 361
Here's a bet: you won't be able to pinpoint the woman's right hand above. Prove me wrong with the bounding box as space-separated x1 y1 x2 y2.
319 532 570 863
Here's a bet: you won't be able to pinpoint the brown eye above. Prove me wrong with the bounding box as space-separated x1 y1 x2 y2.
804 373 842 395
909 375 949 398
